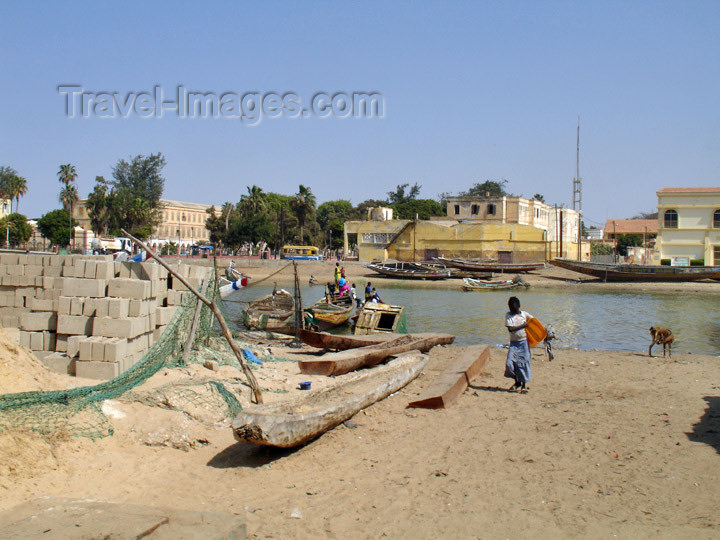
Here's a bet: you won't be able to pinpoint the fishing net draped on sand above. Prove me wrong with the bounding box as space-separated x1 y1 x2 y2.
0 272 283 440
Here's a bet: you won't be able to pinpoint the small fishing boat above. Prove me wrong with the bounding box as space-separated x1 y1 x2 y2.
232 352 428 448
218 276 249 298
354 302 407 334
461 276 529 291
304 295 354 330
434 256 545 273
366 262 452 280
241 291 295 332
299 332 455 376
299 329 396 350
549 258 720 282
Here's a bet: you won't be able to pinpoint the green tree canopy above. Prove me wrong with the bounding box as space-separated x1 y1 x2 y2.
461 179 509 197
387 182 421 205
533 193 545 203
0 169 28 213
290 185 316 245
392 198 446 220
616 233 644 256
59 184 79 214
57 163 78 187
317 200 358 249
37 209 77 247
0 213 33 246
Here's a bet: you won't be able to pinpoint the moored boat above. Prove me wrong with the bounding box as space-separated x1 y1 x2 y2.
241 291 295 332
298 332 455 376
435 256 545 273
461 276 529 291
366 262 452 280
354 302 407 334
549 258 720 282
232 352 428 447
304 295 354 330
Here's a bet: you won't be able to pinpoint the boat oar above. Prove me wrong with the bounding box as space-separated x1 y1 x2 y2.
120 229 263 404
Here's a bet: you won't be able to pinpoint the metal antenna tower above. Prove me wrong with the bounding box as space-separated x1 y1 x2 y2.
572 116 582 260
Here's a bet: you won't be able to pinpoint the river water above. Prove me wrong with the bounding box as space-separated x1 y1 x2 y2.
223 283 720 356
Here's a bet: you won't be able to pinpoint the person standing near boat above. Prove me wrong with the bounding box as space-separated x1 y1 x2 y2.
365 282 372 303
334 263 341 285
504 296 534 393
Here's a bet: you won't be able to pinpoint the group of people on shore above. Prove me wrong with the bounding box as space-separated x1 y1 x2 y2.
310 263 383 307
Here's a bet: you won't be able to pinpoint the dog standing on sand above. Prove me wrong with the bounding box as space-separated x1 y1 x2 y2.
649 326 674 357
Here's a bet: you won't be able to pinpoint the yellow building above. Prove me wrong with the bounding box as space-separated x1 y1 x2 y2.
74 199 217 249
654 187 720 265
344 218 557 262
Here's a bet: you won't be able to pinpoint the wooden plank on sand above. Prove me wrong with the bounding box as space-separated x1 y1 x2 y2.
408 345 490 409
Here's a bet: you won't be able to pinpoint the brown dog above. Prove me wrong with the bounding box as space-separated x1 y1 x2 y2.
649 326 673 357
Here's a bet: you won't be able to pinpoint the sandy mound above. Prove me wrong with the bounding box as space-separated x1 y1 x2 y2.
0 326 60 395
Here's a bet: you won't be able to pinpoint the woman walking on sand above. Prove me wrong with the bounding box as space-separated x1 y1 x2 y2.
504 296 534 393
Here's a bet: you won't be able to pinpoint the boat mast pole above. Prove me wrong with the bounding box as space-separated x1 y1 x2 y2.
289 261 303 348
574 116 582 261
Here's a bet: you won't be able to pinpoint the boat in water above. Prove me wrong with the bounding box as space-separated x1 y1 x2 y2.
232 352 428 448
241 290 295 332
461 275 529 291
354 302 407 334
366 261 452 280
549 258 720 282
304 295 354 331
434 256 545 273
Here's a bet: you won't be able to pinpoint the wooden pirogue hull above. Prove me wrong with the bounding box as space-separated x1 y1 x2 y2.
461 277 528 291
436 257 545 273
299 332 455 376
232 352 428 448
306 299 354 330
242 292 295 331
366 262 452 280
299 329 396 350
550 258 720 282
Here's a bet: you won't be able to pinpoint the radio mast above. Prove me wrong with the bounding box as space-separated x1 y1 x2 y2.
572 116 582 260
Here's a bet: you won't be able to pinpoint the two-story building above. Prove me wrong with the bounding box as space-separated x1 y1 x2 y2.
654 187 720 265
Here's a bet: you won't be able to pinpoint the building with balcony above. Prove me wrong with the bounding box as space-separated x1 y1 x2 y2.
654 187 720 265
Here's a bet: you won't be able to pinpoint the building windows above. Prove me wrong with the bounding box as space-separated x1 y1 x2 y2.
488 204 496 216
664 209 678 229
714 209 720 228
471 204 479 215
454 204 460 215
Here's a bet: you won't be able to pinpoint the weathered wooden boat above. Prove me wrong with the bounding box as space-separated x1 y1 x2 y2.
241 291 295 332
549 258 720 282
434 256 545 273
366 262 452 280
304 296 354 330
299 329 396 350
461 276 529 291
354 302 407 334
299 332 455 376
232 352 428 447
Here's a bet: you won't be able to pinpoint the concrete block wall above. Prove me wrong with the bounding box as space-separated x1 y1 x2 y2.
0 253 208 380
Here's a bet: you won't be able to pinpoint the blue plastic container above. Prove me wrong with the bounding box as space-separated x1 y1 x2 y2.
299 381 311 390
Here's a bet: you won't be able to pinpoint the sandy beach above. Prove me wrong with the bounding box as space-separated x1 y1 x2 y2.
1 328 719 539
223 259 720 295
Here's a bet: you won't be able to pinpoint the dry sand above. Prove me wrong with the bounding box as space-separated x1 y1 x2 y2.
1 335 719 539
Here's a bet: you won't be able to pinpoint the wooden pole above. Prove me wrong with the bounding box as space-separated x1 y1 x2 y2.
182 278 207 366
120 229 263 404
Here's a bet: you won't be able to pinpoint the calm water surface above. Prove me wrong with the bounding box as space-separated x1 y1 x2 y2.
224 283 720 356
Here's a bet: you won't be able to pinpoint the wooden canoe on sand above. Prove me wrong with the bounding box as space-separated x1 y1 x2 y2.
232 352 429 447
298 332 455 376
299 328 396 350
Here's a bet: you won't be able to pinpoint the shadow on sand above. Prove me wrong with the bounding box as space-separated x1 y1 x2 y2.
207 441 296 469
468 383 511 393
687 396 720 454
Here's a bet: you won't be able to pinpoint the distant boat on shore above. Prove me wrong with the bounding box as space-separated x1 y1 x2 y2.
549 258 720 282
434 256 545 273
366 262 452 280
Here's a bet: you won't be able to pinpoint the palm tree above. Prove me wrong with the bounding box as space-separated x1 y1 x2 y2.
239 185 266 215
0 166 19 211
59 184 79 214
221 201 234 232
7 175 28 213
57 163 78 187
290 185 316 245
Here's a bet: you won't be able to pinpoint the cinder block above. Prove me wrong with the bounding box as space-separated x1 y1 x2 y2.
95 261 115 280
29 331 44 351
104 338 128 362
107 298 130 319
107 278 151 300
2 315 19 327
55 333 69 353
94 298 109 318
28 297 55 312
39 352 76 375
70 297 84 316
57 315 93 335
83 260 97 279
19 330 32 348
156 306 175 326
73 259 86 278
24 265 43 277
42 265 62 278
61 277 107 298
58 296 72 315
92 317 145 339
20 312 58 332
82 298 97 317
92 337 107 361
79 337 95 361
75 360 119 380
67 335 81 358
42 331 56 351
128 299 151 317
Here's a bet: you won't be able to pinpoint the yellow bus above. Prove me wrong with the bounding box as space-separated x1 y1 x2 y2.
281 245 323 260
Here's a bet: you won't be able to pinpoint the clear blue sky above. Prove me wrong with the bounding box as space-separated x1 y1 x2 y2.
1 1 718 227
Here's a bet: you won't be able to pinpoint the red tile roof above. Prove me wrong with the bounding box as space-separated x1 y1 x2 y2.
603 219 658 235
657 187 720 194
